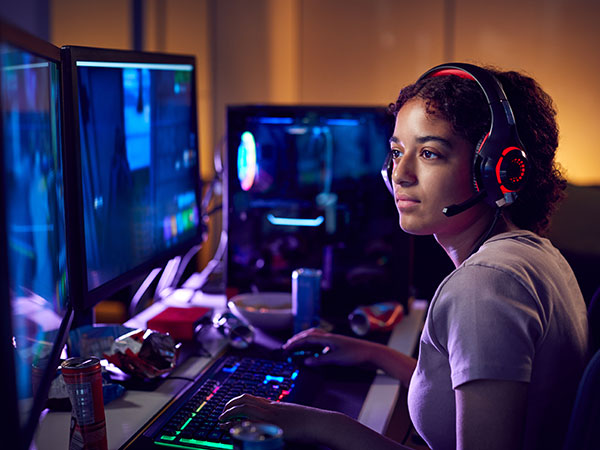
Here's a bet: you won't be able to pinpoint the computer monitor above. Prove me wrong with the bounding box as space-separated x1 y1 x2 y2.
226 105 412 319
0 20 74 450
61 45 204 311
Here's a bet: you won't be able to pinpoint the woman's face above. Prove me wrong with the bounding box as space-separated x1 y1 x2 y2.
390 98 487 238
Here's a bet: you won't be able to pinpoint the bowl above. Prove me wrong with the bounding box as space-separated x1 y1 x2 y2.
228 292 293 332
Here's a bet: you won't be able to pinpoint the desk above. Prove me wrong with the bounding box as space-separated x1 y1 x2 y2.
31 295 426 450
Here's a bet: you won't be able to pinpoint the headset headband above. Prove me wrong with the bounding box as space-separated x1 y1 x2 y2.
420 63 518 140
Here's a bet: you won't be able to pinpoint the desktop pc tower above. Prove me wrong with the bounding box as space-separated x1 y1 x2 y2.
225 105 415 322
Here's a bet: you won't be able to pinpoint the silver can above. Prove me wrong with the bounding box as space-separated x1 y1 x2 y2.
230 421 283 449
292 268 322 334
213 311 255 349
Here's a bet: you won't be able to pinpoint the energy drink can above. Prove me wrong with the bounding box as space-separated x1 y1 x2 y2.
230 421 284 449
348 301 404 336
292 268 322 334
61 356 107 450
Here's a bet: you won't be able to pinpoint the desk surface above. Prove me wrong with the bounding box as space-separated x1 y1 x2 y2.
31 294 426 450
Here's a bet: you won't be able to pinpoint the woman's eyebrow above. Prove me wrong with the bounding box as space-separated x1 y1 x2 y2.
415 135 452 148
389 135 452 148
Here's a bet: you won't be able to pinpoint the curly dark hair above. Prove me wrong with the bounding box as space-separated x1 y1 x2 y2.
388 67 566 236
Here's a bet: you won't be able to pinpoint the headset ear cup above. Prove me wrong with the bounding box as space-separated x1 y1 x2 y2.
381 152 394 195
497 148 528 192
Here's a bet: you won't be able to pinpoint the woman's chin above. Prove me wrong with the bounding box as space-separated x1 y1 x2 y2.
398 222 431 236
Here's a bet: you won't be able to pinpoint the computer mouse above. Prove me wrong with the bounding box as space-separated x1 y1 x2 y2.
285 344 330 365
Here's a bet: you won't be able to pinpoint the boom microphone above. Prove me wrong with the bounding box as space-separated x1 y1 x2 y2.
442 191 486 217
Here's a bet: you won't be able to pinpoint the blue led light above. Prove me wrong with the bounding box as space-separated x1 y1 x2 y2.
291 370 299 380
263 375 285 384
222 364 238 373
266 214 324 227
324 118 360 126
257 117 294 125
237 131 257 191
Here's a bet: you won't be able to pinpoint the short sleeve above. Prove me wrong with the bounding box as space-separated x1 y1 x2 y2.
428 264 545 388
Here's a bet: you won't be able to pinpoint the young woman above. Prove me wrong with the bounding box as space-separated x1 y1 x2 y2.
218 63 589 450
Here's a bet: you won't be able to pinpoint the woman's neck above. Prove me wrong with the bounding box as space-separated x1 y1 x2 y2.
435 210 517 268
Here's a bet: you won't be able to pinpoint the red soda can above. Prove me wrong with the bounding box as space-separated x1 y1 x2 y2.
61 357 108 450
348 301 404 336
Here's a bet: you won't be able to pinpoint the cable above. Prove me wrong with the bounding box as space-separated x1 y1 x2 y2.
183 229 228 293
129 267 163 317
165 376 195 382
469 207 502 258
205 204 222 217
171 243 203 289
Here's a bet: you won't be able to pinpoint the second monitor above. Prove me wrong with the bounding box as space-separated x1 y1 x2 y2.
62 46 205 312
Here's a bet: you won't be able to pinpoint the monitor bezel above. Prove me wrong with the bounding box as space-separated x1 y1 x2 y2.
0 19 74 450
61 45 205 311
0 23 22 446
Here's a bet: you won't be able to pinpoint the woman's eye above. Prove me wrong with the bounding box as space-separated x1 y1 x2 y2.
421 149 439 160
391 148 402 159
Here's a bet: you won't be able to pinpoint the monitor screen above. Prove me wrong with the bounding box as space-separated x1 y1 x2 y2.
226 105 411 318
0 21 73 450
62 46 203 309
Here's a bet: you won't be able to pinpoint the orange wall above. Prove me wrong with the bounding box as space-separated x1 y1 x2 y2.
453 0 600 185
50 0 131 49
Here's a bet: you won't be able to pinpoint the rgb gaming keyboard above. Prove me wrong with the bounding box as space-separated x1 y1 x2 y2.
150 355 299 449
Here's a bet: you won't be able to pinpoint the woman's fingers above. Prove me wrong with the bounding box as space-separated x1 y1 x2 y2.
220 394 265 419
219 394 326 444
282 328 329 351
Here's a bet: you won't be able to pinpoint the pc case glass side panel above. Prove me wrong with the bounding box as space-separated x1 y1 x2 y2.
0 41 68 427
226 106 407 318
76 61 200 292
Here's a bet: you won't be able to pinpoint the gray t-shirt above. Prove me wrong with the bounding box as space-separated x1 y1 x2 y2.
407 230 589 450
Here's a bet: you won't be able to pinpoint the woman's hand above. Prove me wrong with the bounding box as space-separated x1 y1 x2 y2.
218 393 333 444
282 327 378 367
218 393 408 450
284 328 417 386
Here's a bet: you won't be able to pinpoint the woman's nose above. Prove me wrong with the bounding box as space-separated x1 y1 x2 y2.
392 153 417 187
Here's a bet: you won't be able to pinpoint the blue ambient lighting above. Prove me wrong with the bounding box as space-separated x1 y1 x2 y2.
256 117 294 125
324 118 360 126
266 215 325 227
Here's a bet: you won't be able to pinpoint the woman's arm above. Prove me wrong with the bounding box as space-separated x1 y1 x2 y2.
455 379 528 450
319 409 413 450
366 342 418 387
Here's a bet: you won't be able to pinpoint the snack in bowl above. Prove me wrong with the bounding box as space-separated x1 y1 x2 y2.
227 292 293 332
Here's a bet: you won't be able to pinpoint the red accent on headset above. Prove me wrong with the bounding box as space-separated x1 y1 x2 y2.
477 132 490 154
428 68 476 80
496 147 525 194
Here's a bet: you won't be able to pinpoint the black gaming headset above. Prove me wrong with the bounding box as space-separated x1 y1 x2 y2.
381 62 529 217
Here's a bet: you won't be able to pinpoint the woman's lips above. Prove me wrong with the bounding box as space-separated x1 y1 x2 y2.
395 195 420 209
